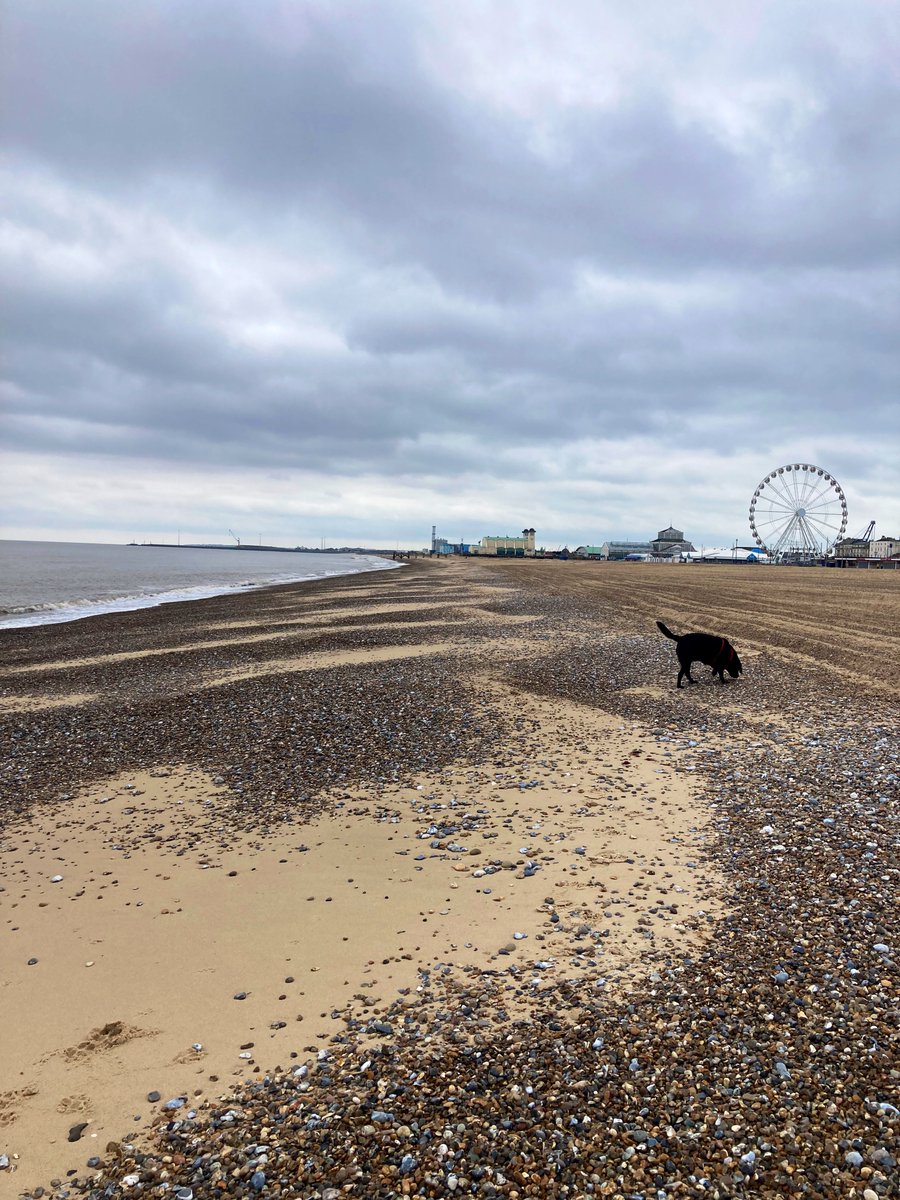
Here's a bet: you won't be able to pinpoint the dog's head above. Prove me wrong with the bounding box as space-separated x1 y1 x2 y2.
727 647 743 677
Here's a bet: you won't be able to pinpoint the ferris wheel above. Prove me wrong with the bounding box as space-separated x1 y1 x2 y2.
749 463 848 559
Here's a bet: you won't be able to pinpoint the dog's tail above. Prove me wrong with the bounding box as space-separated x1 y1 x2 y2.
656 620 679 641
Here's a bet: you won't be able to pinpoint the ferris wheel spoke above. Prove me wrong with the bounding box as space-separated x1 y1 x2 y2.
807 517 835 549
792 471 810 505
799 471 821 504
769 475 796 507
762 477 788 506
806 514 842 541
797 516 820 551
762 492 801 510
806 509 843 530
758 495 800 513
793 518 810 551
755 515 791 535
772 514 801 553
803 492 842 515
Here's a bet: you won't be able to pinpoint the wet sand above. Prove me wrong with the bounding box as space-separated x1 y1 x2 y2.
1 558 897 1197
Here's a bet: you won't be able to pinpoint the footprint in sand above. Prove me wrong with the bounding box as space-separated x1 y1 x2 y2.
171 1045 207 1064
53 1020 157 1063
0 1087 38 1126
56 1093 92 1115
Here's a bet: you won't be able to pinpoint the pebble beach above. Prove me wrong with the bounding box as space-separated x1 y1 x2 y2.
1 558 897 1200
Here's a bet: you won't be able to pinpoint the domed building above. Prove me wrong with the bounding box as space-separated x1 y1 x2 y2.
651 526 695 557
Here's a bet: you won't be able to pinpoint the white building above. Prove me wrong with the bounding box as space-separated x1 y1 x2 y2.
871 536 900 561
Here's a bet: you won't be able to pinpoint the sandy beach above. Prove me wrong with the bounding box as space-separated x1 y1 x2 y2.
1 558 897 1198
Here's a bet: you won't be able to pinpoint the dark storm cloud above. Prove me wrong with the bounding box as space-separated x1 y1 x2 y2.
1 0 898 543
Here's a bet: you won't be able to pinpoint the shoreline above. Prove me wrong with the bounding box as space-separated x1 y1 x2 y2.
1 560 897 1197
0 548 400 632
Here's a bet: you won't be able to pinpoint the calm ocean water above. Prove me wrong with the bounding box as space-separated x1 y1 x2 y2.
0 541 399 629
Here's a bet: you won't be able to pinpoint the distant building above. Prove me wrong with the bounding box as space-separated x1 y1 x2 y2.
573 545 604 559
599 541 653 560
651 526 695 557
871 536 900 561
474 528 536 557
833 537 871 561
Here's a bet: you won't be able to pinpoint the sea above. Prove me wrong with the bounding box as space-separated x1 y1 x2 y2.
0 540 400 630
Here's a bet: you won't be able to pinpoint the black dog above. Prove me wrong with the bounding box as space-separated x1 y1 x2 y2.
656 621 743 689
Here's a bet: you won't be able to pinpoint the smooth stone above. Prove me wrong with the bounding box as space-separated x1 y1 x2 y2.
869 1147 896 1168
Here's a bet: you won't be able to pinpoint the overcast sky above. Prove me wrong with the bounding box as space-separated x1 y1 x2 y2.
2 0 898 550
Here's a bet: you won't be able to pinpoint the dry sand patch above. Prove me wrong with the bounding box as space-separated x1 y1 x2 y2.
0 687 720 1190
0 693 97 713
202 640 458 688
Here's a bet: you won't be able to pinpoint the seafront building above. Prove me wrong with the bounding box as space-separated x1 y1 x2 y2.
429 528 537 557
433 521 826 565
573 527 695 561
596 540 654 560
472 528 537 557
833 537 871 562
870 536 900 562
831 534 900 568
650 526 696 557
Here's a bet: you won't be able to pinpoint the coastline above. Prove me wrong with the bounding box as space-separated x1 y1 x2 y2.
1 560 897 1197
0 543 398 631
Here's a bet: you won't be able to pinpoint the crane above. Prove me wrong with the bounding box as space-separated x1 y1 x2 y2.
857 520 875 541
228 529 241 546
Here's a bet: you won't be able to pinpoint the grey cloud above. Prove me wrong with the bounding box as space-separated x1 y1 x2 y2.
7 2 897 286
1 0 898 544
